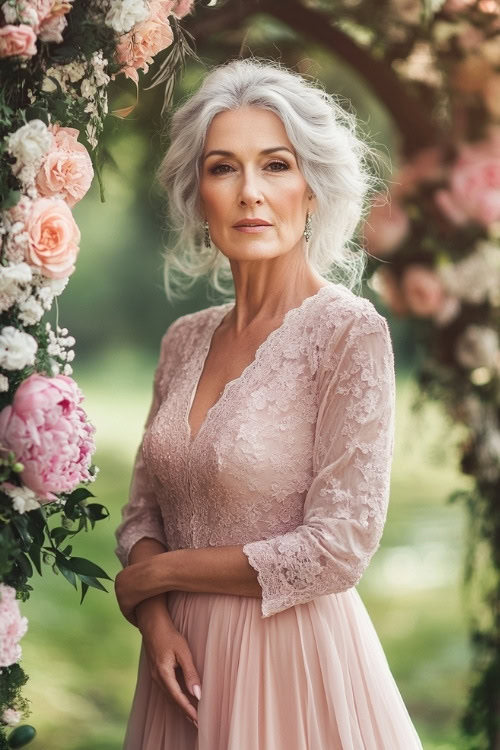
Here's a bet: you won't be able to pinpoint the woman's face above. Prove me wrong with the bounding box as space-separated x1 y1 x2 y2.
199 107 314 262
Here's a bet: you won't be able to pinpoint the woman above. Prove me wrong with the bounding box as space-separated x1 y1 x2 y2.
114 58 423 749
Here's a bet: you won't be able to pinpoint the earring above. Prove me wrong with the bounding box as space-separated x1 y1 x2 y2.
203 219 211 248
303 211 312 243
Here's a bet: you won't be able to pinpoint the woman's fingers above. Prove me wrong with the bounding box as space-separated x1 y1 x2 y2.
175 641 202 703
160 659 199 725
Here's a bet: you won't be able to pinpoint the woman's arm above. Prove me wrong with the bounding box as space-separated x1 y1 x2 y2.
127 537 174 633
115 543 261 626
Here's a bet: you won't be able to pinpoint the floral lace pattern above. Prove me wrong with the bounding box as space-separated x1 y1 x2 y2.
114 283 396 619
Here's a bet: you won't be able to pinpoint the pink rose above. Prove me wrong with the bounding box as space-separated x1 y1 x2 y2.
0 374 96 502
401 265 447 317
172 0 194 18
117 0 174 83
434 134 500 228
0 24 37 58
36 125 94 206
25 197 80 279
0 583 28 667
393 146 445 199
362 195 409 256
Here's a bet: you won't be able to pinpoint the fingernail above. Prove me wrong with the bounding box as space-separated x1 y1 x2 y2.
193 683 201 700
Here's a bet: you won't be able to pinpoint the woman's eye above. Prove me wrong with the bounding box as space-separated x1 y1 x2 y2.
267 160 289 171
209 160 289 175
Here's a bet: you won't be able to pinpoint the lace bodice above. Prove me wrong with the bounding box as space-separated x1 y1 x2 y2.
114 283 396 619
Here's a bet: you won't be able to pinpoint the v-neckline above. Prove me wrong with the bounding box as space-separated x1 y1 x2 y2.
185 283 336 448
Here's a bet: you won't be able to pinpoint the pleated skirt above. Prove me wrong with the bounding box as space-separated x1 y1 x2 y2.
122 587 423 749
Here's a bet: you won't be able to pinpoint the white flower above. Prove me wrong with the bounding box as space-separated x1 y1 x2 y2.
6 120 53 178
438 241 500 306
105 0 150 34
18 296 45 326
1 708 21 727
0 263 33 291
0 375 9 393
0 327 38 371
455 325 499 370
2 485 41 515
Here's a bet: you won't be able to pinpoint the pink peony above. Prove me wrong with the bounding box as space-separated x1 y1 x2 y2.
116 0 174 83
0 24 37 58
36 124 94 206
25 197 80 279
0 374 96 502
434 134 500 228
0 584 28 667
401 265 447 317
362 196 409 256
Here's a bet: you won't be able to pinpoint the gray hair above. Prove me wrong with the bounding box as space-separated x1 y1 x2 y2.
156 56 386 303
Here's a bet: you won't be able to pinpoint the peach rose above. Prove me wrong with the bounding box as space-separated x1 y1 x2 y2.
401 265 447 317
36 124 94 206
116 0 174 83
25 198 80 279
434 135 500 228
362 196 409 256
0 24 37 58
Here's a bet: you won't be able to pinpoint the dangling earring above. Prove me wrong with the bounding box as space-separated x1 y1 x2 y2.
203 219 211 248
303 210 312 243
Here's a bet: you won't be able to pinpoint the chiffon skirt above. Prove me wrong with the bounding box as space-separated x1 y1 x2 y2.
122 587 423 750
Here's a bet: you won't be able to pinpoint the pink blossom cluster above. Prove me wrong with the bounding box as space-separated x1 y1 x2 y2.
0 373 96 501
0 584 28 667
0 0 74 58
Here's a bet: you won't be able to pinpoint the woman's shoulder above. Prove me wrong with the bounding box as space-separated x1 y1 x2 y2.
316 282 390 339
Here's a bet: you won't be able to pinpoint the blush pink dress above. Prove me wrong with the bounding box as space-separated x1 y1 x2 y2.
114 282 423 750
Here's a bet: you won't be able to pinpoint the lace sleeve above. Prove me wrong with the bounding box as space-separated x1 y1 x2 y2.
114 329 173 568
242 307 396 618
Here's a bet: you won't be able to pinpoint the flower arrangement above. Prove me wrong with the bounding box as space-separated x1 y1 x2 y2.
358 1 500 743
0 0 195 746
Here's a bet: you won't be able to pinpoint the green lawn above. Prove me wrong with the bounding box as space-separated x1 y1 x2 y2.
16 354 472 749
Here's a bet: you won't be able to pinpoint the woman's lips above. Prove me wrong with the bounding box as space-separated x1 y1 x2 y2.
233 225 272 233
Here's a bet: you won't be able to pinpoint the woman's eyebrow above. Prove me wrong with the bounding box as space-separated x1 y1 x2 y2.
202 146 295 161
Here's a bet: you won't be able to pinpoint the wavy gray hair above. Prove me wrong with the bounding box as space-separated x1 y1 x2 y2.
156 56 386 303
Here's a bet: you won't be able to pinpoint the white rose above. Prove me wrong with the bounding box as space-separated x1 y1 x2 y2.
1 708 21 727
0 375 9 393
105 0 150 34
456 325 499 370
0 327 38 371
7 120 53 176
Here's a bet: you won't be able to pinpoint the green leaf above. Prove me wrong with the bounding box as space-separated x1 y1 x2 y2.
65 556 112 580
76 573 108 593
79 581 89 604
55 559 77 590
64 487 94 518
86 503 109 521
27 543 42 576
12 515 33 548
16 551 33 578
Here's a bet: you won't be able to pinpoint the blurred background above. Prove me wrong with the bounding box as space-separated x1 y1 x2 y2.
19 8 474 749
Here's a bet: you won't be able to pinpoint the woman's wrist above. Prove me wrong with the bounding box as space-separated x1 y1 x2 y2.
135 593 176 635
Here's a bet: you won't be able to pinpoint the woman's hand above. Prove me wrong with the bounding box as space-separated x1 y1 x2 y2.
136 597 201 729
